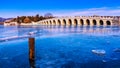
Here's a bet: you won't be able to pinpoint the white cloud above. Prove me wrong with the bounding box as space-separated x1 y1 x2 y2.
53 7 120 16
87 7 108 11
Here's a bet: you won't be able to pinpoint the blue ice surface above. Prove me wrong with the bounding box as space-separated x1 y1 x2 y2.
0 25 120 68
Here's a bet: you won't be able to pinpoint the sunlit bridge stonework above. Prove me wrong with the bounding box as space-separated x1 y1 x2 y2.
38 16 120 26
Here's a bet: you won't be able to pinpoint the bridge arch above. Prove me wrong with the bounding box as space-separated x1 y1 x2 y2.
93 19 97 25
53 20 56 25
86 19 90 25
63 19 66 26
44 21 46 25
80 19 84 25
45 21 48 25
50 20 52 25
74 19 78 26
68 19 72 26
99 20 104 25
57 19 61 25
106 20 111 25
46 21 49 25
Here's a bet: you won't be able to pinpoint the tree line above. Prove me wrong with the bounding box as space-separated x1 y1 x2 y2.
11 14 54 24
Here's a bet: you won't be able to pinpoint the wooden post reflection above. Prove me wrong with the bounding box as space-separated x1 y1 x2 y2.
29 38 35 68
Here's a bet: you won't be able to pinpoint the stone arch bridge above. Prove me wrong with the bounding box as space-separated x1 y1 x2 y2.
38 16 119 26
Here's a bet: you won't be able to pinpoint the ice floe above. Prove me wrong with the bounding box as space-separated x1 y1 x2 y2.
0 35 29 42
113 48 120 52
92 49 106 56
28 31 37 35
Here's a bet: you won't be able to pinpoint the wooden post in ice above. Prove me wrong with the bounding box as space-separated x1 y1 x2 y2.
29 38 35 68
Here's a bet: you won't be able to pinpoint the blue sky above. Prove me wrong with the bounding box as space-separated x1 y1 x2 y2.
0 0 120 18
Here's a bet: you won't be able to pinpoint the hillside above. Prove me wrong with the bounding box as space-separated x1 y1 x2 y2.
0 17 13 25
0 17 13 22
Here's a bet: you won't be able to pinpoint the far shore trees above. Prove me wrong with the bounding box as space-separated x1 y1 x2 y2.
23 17 31 23
33 14 40 22
12 13 54 23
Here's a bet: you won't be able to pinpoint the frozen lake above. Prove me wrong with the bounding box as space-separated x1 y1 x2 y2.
0 25 120 68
